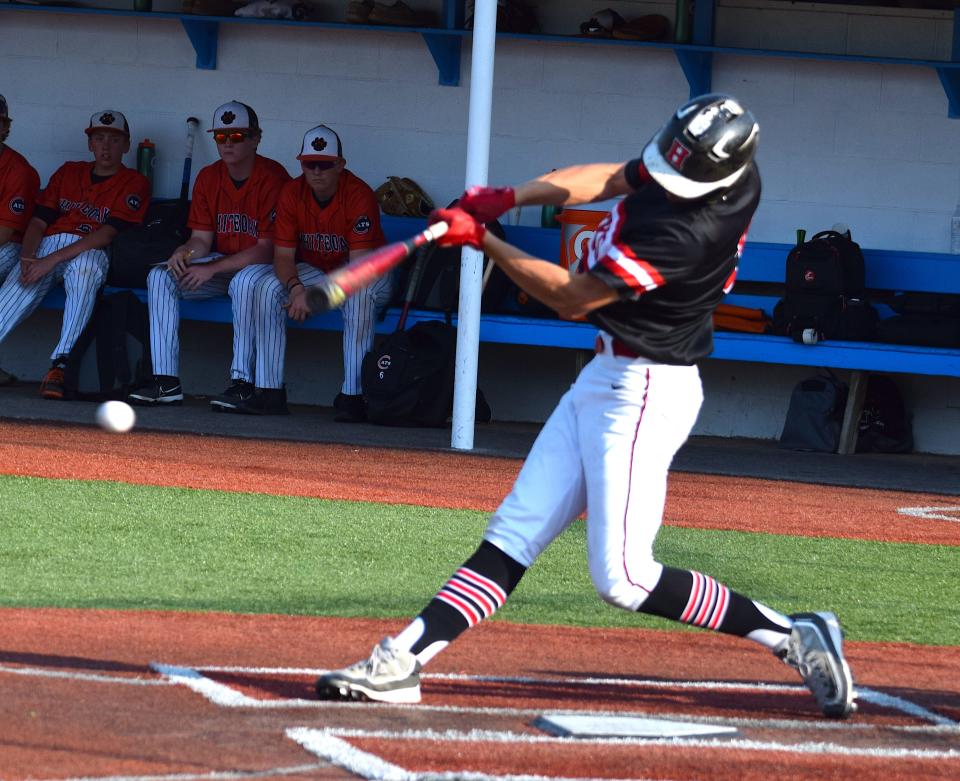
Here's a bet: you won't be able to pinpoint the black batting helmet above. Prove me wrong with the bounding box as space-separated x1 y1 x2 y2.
642 93 759 199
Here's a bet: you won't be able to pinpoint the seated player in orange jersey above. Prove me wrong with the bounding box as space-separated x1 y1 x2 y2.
0 109 149 399
214 124 388 418
127 100 290 407
0 94 41 386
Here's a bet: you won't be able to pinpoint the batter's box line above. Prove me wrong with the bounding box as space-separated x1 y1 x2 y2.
286 725 960 781
151 663 957 729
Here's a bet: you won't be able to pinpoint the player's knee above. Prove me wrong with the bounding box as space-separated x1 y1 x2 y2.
590 558 661 611
146 265 169 290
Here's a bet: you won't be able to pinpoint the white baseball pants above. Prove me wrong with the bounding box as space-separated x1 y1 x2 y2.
0 242 20 281
484 332 704 612
147 253 256 380
250 262 394 394
0 233 108 361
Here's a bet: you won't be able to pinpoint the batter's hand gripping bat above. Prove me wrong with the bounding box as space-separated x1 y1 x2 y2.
179 117 201 202
306 221 450 313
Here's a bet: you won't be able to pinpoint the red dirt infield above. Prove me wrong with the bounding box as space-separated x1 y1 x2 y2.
0 420 958 780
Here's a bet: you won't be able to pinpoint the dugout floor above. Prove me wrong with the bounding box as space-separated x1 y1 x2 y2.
0 380 957 496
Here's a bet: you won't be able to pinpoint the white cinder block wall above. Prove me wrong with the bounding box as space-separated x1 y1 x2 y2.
1 1 959 453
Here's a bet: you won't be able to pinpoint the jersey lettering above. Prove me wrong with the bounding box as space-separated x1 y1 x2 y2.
57 198 110 224
300 232 349 254
216 212 259 237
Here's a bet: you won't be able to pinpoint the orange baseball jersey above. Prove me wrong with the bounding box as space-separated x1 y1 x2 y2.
188 155 290 255
37 161 149 237
273 169 385 272
0 146 41 242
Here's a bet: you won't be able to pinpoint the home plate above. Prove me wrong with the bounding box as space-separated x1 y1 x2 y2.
534 713 738 739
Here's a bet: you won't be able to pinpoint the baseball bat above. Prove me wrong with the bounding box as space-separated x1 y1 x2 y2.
306 221 450 313
179 117 200 202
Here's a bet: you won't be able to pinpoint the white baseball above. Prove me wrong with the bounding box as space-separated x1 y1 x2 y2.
96 400 136 433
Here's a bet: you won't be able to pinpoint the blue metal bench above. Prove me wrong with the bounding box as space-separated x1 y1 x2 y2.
39 214 960 452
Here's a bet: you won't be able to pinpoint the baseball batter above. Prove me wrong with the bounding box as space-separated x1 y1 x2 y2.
128 101 289 407
0 109 148 399
316 95 856 719
0 94 41 385
219 125 387 417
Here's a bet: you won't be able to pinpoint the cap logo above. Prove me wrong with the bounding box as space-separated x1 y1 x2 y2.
377 355 392 371
666 138 692 169
804 270 816 283
311 136 328 152
221 110 236 125
99 112 115 126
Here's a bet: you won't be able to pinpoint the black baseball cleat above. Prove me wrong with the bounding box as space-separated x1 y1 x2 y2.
316 638 422 704
333 392 366 423
209 379 255 411
127 375 183 405
778 611 857 718
225 387 290 416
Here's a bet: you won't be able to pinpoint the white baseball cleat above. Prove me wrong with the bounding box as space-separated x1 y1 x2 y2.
316 638 422 704
779 611 857 718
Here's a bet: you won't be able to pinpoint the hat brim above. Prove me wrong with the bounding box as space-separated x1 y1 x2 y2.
641 135 744 199
297 154 340 162
85 127 129 137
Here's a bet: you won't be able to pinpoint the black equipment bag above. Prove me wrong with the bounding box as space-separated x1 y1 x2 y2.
108 199 189 288
364 238 491 427
876 292 960 348
63 290 152 401
856 375 913 454
772 230 877 342
779 372 848 452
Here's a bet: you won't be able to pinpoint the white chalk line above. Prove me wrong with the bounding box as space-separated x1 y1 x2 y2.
0 663 170 687
24 764 329 781
289 725 960 763
286 727 676 781
897 506 960 523
155 663 958 732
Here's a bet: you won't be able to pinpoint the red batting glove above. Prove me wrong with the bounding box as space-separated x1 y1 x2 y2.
457 185 516 223
430 207 487 250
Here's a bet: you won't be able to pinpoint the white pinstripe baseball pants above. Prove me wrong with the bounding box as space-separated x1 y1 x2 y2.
0 242 20 281
249 262 394 394
484 337 704 612
0 233 108 361
147 254 271 381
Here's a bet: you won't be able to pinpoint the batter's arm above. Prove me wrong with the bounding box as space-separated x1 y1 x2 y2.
513 163 632 209
481 231 617 321
40 224 118 264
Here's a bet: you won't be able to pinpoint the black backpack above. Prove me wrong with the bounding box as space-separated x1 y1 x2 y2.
108 200 189 288
63 290 152 401
772 230 877 342
856 375 913 453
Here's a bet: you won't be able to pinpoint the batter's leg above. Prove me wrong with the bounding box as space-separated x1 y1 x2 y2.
49 248 109 361
576 356 792 649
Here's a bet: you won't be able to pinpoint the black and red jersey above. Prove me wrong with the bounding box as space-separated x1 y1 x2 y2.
583 158 761 365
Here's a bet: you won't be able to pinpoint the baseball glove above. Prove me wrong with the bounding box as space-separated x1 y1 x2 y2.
375 176 435 218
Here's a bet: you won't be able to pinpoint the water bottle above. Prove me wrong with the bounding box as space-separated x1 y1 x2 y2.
137 139 156 194
951 204 960 254
540 204 562 229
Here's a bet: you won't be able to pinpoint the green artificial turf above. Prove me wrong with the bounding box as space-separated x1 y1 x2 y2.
0 474 955 645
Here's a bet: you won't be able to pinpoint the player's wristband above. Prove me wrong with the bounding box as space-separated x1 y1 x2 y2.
286 278 304 293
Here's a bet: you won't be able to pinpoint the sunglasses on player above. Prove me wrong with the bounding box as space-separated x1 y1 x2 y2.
213 130 251 144
301 160 338 171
